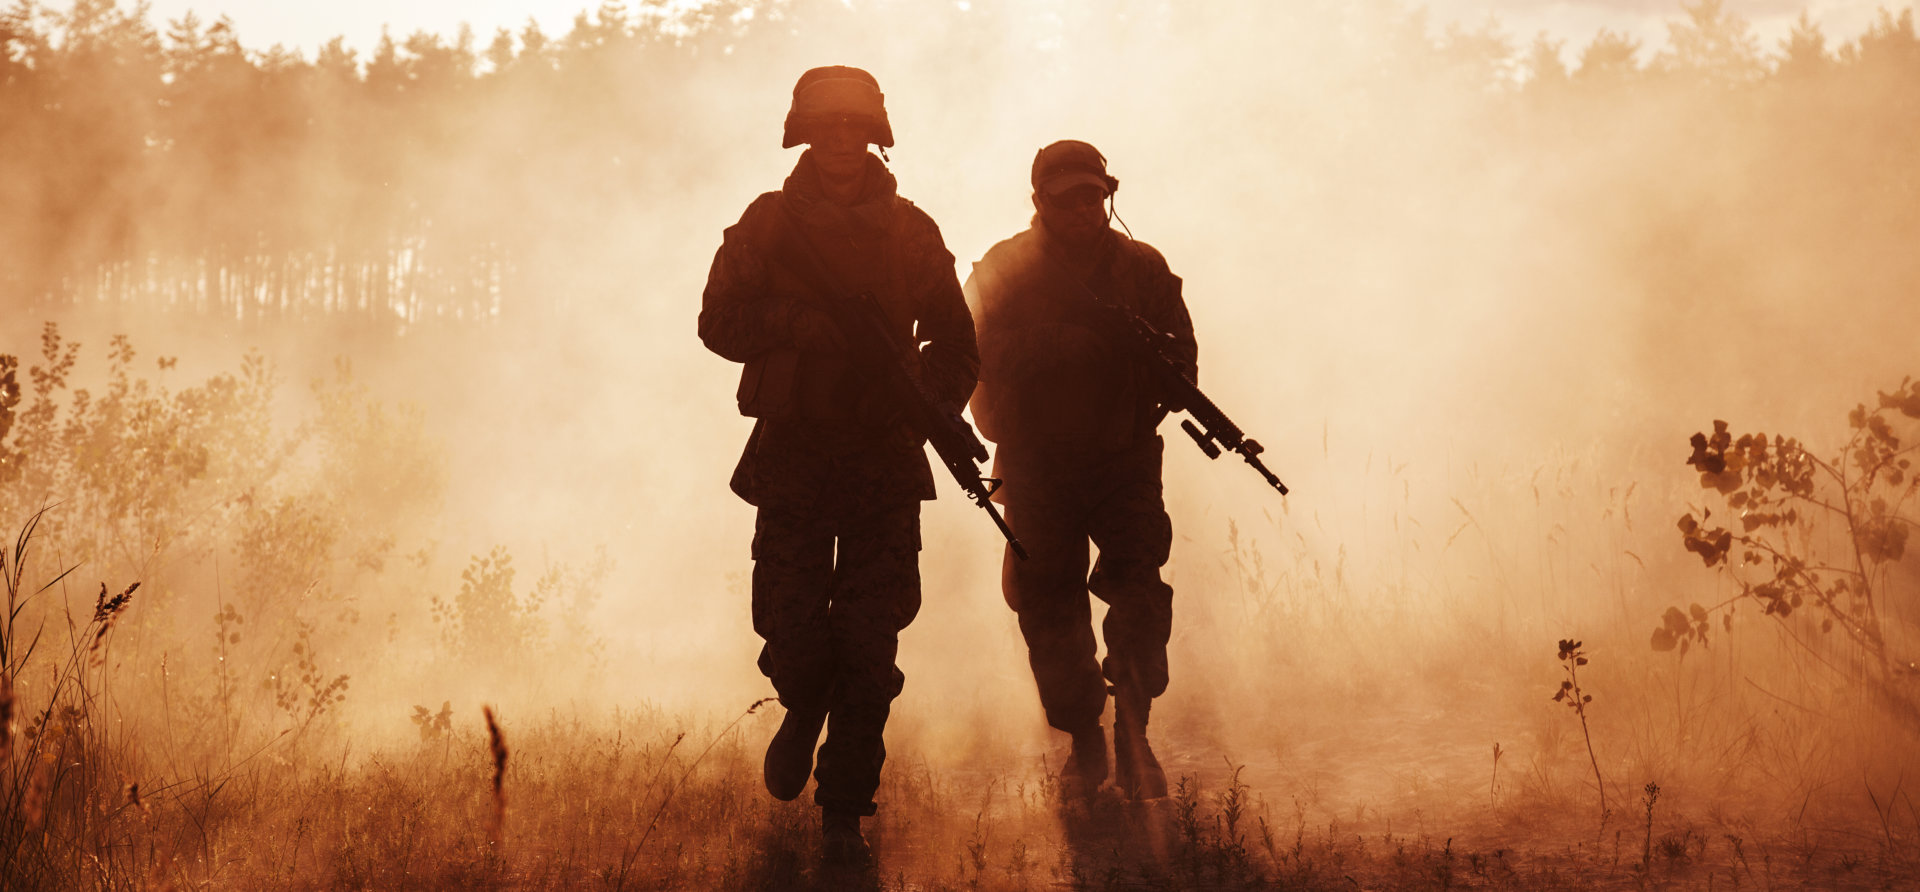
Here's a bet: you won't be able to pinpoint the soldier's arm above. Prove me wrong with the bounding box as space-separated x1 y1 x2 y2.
964 261 1015 394
697 195 805 363
962 262 1013 442
909 219 980 409
1137 247 1198 384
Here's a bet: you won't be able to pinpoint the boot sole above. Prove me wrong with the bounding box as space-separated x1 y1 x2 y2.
764 711 826 801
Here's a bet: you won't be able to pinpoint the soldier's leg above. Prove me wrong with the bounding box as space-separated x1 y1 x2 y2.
1087 475 1174 799
752 506 839 714
753 507 839 802
1086 480 1173 700
1003 499 1107 735
811 502 921 819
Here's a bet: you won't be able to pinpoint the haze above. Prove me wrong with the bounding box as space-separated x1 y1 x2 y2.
3 0 1918 886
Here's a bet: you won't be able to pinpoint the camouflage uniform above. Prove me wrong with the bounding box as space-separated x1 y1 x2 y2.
700 149 978 817
965 223 1195 736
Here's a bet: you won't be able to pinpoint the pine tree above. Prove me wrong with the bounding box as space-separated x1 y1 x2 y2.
1777 11 1830 81
1575 28 1641 84
1658 0 1762 85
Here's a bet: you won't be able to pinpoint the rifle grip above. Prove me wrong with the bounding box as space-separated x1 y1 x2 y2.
1182 420 1221 459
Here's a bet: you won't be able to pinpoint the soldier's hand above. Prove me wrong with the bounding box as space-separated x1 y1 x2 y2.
789 305 847 353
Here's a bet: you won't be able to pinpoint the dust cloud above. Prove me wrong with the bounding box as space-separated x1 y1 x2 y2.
4 0 1920 879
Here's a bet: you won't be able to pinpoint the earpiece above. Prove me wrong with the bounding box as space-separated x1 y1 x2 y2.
1089 146 1119 195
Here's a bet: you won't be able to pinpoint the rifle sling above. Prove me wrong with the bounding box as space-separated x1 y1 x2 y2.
768 203 912 357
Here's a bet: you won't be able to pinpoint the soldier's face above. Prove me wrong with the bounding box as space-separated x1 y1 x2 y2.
809 119 871 183
1034 185 1110 248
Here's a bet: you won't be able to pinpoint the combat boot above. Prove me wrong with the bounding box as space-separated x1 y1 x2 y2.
821 809 873 866
1111 690 1168 801
764 706 828 801
1059 724 1108 796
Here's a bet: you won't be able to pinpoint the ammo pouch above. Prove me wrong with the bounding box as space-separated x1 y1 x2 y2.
736 348 860 420
736 200 897 420
736 347 800 418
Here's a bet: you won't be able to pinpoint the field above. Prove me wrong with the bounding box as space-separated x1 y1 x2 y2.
5 1 1920 889
2 318 1915 890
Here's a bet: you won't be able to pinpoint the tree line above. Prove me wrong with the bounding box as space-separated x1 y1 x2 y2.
1 0 1916 330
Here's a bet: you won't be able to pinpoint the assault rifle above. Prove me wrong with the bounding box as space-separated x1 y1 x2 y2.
774 216 1029 559
1046 252 1290 497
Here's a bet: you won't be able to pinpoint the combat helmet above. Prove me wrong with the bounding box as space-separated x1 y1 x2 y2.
783 66 894 149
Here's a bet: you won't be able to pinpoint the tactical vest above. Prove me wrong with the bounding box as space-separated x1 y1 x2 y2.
735 193 915 425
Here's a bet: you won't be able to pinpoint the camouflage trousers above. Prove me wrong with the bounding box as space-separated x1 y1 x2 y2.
999 438 1173 733
752 501 922 817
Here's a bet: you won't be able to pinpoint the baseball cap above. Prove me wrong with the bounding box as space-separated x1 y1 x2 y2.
1031 140 1119 196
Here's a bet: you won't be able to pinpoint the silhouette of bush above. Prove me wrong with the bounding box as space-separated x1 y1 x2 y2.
1661 375 1920 724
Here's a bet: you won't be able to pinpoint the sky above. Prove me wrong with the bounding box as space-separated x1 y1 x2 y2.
66 0 1911 61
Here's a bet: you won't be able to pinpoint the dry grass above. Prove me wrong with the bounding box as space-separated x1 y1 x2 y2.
5 701 1915 890
3 332 1919 890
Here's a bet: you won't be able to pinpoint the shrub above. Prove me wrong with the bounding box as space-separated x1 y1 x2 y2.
1660 375 1920 725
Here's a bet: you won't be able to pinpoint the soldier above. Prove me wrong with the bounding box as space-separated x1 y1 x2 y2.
697 67 979 864
964 141 1195 801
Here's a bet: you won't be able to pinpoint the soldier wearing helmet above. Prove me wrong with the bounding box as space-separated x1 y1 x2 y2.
964 141 1196 801
698 66 979 864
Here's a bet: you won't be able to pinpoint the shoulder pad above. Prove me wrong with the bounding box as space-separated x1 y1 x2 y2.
891 196 940 233
979 228 1040 267
726 191 788 242
1115 235 1171 273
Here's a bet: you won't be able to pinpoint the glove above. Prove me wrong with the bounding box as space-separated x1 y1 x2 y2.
788 304 846 353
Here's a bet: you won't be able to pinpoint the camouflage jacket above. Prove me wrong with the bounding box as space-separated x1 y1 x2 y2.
964 225 1196 484
699 150 979 511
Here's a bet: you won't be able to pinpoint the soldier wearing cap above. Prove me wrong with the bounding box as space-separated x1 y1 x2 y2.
964 141 1196 801
698 66 979 863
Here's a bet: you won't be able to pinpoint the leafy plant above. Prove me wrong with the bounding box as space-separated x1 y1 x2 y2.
1553 638 1608 822
430 545 610 679
1661 376 1919 721
0 353 21 483
411 700 454 741
209 601 244 736
269 618 351 734
1 327 447 743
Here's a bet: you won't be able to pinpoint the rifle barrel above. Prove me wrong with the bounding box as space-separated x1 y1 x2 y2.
982 498 1029 560
1241 447 1289 496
